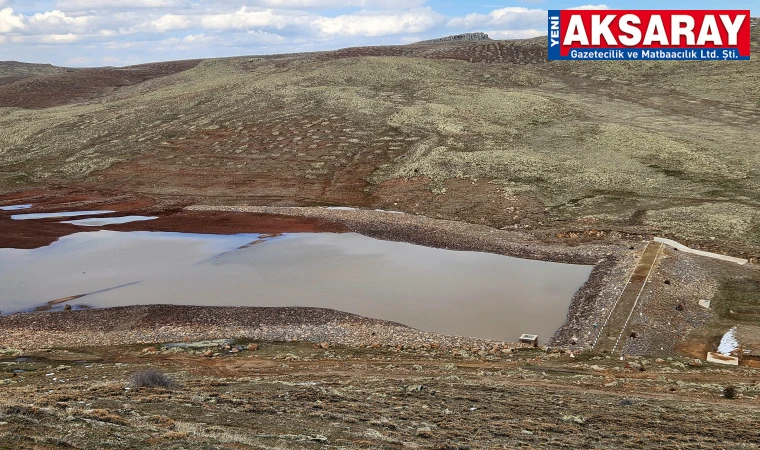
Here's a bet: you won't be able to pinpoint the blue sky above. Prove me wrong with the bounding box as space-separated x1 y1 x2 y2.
0 0 755 67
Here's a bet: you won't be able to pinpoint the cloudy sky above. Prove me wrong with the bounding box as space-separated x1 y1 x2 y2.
0 0 755 67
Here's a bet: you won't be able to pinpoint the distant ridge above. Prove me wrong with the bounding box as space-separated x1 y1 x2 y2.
416 33 491 44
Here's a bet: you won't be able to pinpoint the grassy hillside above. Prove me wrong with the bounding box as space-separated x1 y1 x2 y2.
1 25 758 253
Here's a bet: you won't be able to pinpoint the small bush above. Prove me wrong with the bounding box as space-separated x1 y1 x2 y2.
148 414 177 429
723 385 736 399
130 369 176 389
83 409 129 426
1 405 44 418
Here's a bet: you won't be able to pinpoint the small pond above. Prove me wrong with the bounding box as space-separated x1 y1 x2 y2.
11 210 115 220
61 216 158 226
0 231 592 341
0 204 32 211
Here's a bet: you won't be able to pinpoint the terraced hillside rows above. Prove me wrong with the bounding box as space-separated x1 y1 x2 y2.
0 25 759 257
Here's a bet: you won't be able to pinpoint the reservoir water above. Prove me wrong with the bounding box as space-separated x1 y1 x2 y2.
0 230 592 341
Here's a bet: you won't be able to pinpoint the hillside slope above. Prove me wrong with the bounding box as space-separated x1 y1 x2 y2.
0 24 758 255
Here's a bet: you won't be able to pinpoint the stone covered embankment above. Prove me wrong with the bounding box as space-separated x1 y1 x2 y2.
0 305 523 353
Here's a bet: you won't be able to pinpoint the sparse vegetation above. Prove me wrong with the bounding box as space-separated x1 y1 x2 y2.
1 26 759 255
130 368 176 389
723 385 737 399
1 343 759 449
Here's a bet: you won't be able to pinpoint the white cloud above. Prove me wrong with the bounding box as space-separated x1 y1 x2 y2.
144 6 439 37
41 33 80 42
0 7 26 33
487 28 545 39
65 55 92 66
567 4 609 10
1 3 572 66
315 8 442 36
9 33 81 45
28 10 94 33
199 8 299 30
149 13 193 32
251 0 427 8
57 0 188 10
446 7 546 31
102 55 141 65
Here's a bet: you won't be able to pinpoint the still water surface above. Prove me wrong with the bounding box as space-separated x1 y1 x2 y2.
0 231 592 341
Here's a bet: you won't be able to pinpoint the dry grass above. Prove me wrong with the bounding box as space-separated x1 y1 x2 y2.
1 343 760 449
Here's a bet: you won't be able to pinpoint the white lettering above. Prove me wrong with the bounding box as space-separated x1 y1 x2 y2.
671 15 695 46
697 16 722 45
591 14 617 45
643 15 668 45
564 15 589 46
720 14 745 46
618 14 641 46
560 13 745 50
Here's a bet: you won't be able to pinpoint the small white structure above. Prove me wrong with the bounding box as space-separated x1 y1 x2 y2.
654 237 748 265
707 352 739 365
519 334 538 347
698 299 711 309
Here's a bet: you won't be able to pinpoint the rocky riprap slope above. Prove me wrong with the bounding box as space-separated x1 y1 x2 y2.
0 304 525 352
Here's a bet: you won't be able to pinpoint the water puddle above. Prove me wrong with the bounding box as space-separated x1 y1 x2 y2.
0 231 592 341
11 210 115 220
61 216 158 226
0 204 32 211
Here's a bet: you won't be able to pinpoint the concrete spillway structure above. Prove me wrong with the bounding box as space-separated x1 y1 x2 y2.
654 237 748 265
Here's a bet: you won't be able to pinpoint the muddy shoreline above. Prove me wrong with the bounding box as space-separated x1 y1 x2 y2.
0 208 347 250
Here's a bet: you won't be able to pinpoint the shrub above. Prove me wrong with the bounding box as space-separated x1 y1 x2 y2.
130 369 176 389
723 385 736 399
83 409 129 426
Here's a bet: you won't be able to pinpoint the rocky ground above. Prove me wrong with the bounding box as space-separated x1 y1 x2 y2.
1 341 760 449
0 305 522 353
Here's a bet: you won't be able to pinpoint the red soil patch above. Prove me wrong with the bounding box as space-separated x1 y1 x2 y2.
0 210 346 249
0 189 347 249
0 60 202 109
105 210 347 235
88 116 411 207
